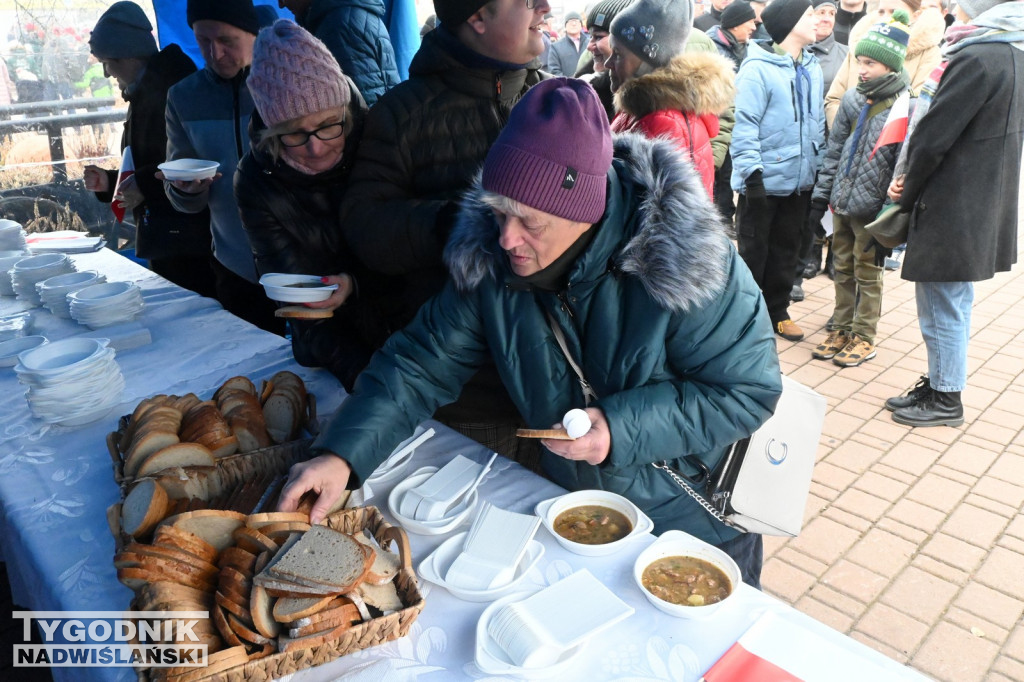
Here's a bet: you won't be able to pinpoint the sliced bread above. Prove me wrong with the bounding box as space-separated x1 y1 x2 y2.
121 479 170 539
136 443 215 478
261 526 373 593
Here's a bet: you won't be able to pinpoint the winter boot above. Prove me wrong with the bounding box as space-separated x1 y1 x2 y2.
885 376 930 412
892 387 964 427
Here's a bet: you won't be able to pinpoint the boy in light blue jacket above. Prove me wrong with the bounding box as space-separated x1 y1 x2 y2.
731 0 825 342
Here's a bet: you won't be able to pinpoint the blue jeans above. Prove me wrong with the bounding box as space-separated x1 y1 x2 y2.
915 281 974 392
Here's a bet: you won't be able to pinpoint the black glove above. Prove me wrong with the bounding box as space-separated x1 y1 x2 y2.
863 237 892 268
807 200 828 229
744 170 767 206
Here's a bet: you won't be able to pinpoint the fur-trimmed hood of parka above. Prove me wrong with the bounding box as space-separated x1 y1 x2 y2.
613 52 736 120
444 132 731 314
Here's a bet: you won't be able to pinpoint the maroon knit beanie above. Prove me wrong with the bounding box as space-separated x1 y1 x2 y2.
482 79 612 224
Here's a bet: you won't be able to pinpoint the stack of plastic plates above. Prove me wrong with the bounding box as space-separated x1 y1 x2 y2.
0 220 28 252
68 281 144 329
37 271 107 319
0 252 31 296
14 338 125 426
11 254 75 305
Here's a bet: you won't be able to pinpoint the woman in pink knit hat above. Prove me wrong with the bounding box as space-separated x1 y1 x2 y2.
235 19 376 390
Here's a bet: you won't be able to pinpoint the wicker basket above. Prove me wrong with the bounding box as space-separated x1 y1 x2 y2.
138 506 424 682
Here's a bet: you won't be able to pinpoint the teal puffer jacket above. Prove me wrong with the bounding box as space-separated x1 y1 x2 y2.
314 134 783 545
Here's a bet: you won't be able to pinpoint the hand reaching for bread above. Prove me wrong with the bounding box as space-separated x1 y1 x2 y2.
303 274 353 311
541 407 610 466
277 454 353 524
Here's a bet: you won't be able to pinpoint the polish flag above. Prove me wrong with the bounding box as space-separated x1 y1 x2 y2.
869 92 910 160
110 146 135 222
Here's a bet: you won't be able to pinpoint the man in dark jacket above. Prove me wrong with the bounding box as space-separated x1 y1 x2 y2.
277 0 400 107
83 2 215 298
280 79 782 586
833 0 866 44
163 0 282 334
884 0 1024 428
695 0 733 31
547 11 590 75
707 1 758 69
337 0 550 462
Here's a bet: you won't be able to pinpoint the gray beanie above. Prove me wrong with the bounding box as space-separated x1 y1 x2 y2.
587 0 636 33
957 0 1010 19
610 0 694 67
89 1 158 60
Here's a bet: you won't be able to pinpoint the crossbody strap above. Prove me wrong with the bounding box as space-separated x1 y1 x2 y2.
544 310 598 407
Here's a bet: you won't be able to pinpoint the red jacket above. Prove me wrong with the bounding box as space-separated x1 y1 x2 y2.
611 52 735 197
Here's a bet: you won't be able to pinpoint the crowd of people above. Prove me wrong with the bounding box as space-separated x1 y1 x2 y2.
78 0 1023 588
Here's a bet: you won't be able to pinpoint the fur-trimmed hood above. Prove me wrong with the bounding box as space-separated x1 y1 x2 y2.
849 7 946 60
444 133 731 313
613 52 736 120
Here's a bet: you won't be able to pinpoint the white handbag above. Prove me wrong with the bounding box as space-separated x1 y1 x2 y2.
653 374 826 537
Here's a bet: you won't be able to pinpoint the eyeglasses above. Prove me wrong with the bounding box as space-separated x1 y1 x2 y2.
526 0 538 8
279 120 346 147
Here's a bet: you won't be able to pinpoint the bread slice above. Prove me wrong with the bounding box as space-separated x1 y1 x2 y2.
123 543 218 576
215 376 257 398
261 526 373 593
271 595 335 623
355 580 403 613
287 604 358 638
211 603 244 648
249 584 281 639
353 531 401 585
217 547 258 574
247 512 310 528
163 509 247 552
262 393 298 444
233 526 279 555
278 620 349 653
288 600 360 629
121 479 170 539
152 525 218 564
124 431 180 478
515 427 573 440
162 645 248 682
136 443 216 478
153 466 217 501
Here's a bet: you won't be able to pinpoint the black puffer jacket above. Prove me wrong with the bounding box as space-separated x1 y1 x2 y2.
94 44 211 260
234 89 386 390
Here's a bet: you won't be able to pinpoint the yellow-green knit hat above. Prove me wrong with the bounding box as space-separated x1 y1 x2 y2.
855 9 911 73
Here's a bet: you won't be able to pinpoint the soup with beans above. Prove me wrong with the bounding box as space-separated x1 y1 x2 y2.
553 505 632 545
641 556 732 606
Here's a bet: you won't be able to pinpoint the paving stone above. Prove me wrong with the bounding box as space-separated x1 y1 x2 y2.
975 547 1024 600
762 534 788 560
886 498 947 534
774 546 828 577
920 533 988 575
938 440 1003 477
906 472 970 511
988 452 1024 487
845 528 917 576
992 657 1024 682
820 559 889 604
848 631 913 665
944 606 1009 646
1005 514 1024 541
830 488 890 523
931 463 978 487
820 409 868 441
999 534 1024 557
881 566 959 624
953 583 1024 631
880 440 944 477
941 503 1009 549
966 420 1020 447
786 516 862 565
858 418 911 445
873 463 918 485
972 477 1024 509
794 594 855 633
834 396 884 421
1003 625 1024 662
823 505 874 533
825 440 887 475
977 407 1024 432
875 516 930 545
912 622 1001 682
812 461 859 493
761 558 817 603
854 471 910 502
855 602 929 656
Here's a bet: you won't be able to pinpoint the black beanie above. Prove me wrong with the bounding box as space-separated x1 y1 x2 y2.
587 0 636 33
434 0 489 27
720 1 756 29
761 0 811 44
186 0 260 35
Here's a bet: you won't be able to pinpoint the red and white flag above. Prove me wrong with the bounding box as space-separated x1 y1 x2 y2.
869 92 910 160
110 146 135 222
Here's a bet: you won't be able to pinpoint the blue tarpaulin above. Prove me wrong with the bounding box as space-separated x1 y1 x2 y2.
150 0 419 82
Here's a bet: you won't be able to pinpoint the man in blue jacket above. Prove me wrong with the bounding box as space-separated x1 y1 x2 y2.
280 79 783 587
731 0 825 342
277 0 400 106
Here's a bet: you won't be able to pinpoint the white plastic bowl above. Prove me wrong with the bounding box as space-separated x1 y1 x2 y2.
0 336 47 367
418 531 545 602
388 467 478 535
534 490 653 557
632 530 741 620
258 273 337 303
0 219 22 231
16 337 108 373
158 158 220 181
38 271 102 291
68 280 135 302
12 253 68 272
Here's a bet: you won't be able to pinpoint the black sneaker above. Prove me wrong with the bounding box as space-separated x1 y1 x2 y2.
892 388 964 427
885 376 930 412
790 284 805 302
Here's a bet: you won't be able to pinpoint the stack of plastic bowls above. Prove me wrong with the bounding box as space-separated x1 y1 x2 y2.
11 254 75 305
14 338 125 426
0 219 28 252
0 253 31 296
37 271 107 319
68 281 144 329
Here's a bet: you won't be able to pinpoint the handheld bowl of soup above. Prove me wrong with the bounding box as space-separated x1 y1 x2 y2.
535 490 653 557
633 530 740 619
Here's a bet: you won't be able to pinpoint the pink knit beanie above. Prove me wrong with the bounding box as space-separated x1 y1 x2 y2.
247 19 350 129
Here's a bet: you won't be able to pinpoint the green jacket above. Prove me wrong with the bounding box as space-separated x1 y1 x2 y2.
314 134 782 545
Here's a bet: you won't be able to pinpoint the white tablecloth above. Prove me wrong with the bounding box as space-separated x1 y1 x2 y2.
0 249 929 682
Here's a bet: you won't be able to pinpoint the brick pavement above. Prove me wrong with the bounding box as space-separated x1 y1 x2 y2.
761 201 1024 681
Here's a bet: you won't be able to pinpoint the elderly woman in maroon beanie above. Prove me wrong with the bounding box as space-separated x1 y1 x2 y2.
234 20 377 390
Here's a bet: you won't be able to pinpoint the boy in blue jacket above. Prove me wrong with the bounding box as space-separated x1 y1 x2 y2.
809 11 912 366
731 0 825 342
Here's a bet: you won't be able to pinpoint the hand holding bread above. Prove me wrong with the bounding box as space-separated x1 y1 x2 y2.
540 407 611 466
277 454 353 525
